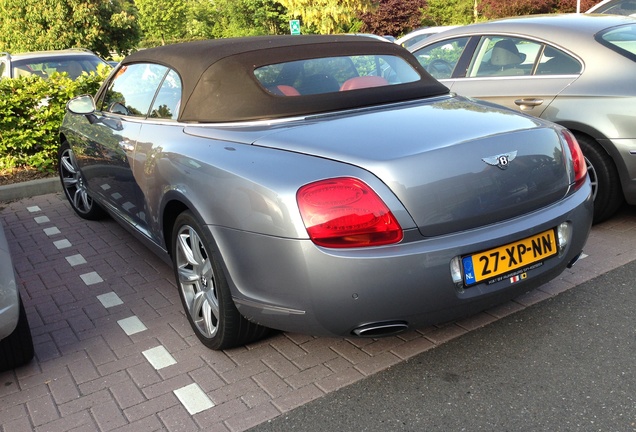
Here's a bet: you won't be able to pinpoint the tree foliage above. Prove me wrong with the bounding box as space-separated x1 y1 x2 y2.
207 0 289 38
136 0 189 45
278 0 372 34
422 0 476 26
0 67 109 173
358 0 427 36
0 0 140 59
478 0 598 19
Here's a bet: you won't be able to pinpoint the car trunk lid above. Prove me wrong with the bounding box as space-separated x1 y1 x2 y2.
215 97 572 237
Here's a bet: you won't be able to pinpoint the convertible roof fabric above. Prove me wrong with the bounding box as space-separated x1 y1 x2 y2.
122 35 449 122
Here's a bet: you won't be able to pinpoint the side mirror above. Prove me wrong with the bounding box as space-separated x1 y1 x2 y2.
66 95 96 115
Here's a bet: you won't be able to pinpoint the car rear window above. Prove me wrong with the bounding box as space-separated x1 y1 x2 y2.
597 24 636 60
254 54 421 96
12 55 106 79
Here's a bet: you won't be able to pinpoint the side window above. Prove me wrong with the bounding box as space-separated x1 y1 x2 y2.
149 69 182 120
468 37 541 77
412 37 470 79
97 63 168 117
536 47 582 75
0 61 5 77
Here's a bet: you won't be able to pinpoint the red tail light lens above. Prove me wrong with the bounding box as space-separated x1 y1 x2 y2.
561 129 587 187
297 177 403 248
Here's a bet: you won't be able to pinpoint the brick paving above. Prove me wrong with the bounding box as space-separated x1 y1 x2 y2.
1 192 635 432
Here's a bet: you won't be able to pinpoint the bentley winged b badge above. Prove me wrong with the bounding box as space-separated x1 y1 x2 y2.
482 150 518 170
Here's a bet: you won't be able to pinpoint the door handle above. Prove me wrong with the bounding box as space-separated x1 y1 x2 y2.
514 98 544 110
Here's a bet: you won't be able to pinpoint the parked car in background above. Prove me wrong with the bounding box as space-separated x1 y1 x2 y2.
0 221 34 371
410 14 636 223
396 26 462 49
0 48 109 79
586 0 636 15
59 35 592 350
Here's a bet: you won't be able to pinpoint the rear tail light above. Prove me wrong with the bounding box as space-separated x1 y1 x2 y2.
561 129 587 188
297 177 403 248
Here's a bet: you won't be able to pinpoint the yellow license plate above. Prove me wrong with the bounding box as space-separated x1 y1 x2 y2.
462 229 557 286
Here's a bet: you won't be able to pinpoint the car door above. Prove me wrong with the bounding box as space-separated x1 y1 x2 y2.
75 63 168 228
413 35 583 118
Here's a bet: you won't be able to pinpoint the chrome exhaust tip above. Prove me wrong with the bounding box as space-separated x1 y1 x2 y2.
352 321 409 337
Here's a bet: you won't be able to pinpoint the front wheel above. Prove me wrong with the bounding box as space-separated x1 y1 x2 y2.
171 211 269 350
575 134 624 224
58 141 106 220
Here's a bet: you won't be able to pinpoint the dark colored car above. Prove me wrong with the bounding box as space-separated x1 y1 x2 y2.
59 35 592 350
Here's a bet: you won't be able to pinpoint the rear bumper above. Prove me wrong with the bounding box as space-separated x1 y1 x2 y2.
213 182 593 337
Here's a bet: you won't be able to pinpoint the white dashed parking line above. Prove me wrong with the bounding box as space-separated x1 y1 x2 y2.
53 239 71 249
117 316 147 335
97 292 123 308
80 271 103 285
43 227 60 236
173 383 215 415
65 253 87 266
142 346 177 370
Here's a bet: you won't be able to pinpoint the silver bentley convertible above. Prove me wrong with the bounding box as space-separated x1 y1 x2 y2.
59 35 593 350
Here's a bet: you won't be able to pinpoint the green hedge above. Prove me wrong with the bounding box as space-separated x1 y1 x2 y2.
0 67 110 174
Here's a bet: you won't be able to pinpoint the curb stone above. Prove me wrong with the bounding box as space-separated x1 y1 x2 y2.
0 177 61 202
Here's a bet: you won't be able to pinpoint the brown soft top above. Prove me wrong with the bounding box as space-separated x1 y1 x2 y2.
122 35 449 122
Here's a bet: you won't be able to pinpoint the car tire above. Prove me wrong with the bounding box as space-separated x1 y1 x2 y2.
58 141 106 220
171 211 269 350
0 296 34 371
575 134 624 224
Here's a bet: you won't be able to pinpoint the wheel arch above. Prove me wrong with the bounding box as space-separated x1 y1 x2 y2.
161 196 190 259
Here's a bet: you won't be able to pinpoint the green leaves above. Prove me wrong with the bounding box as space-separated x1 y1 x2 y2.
0 0 140 59
0 67 109 173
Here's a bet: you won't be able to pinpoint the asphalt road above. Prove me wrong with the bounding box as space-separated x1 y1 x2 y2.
250 259 636 431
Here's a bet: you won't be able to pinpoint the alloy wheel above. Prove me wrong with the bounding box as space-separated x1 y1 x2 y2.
175 224 220 339
59 147 95 215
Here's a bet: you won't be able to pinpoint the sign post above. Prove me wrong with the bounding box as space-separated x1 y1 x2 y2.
290 20 301 35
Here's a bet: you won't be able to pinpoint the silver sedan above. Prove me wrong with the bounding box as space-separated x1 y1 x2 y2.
410 14 636 223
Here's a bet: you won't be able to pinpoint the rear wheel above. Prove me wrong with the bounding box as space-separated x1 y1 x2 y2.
0 296 34 371
575 134 624 224
171 211 269 350
58 141 106 220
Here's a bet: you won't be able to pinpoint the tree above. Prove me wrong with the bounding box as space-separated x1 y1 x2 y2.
478 0 598 19
422 0 476 26
136 0 189 45
358 0 427 36
278 0 372 34
0 0 140 59
207 0 289 38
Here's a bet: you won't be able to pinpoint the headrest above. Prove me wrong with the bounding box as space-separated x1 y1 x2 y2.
491 40 523 66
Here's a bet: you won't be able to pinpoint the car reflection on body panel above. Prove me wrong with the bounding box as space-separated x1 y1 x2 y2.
410 13 636 224
59 35 593 350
